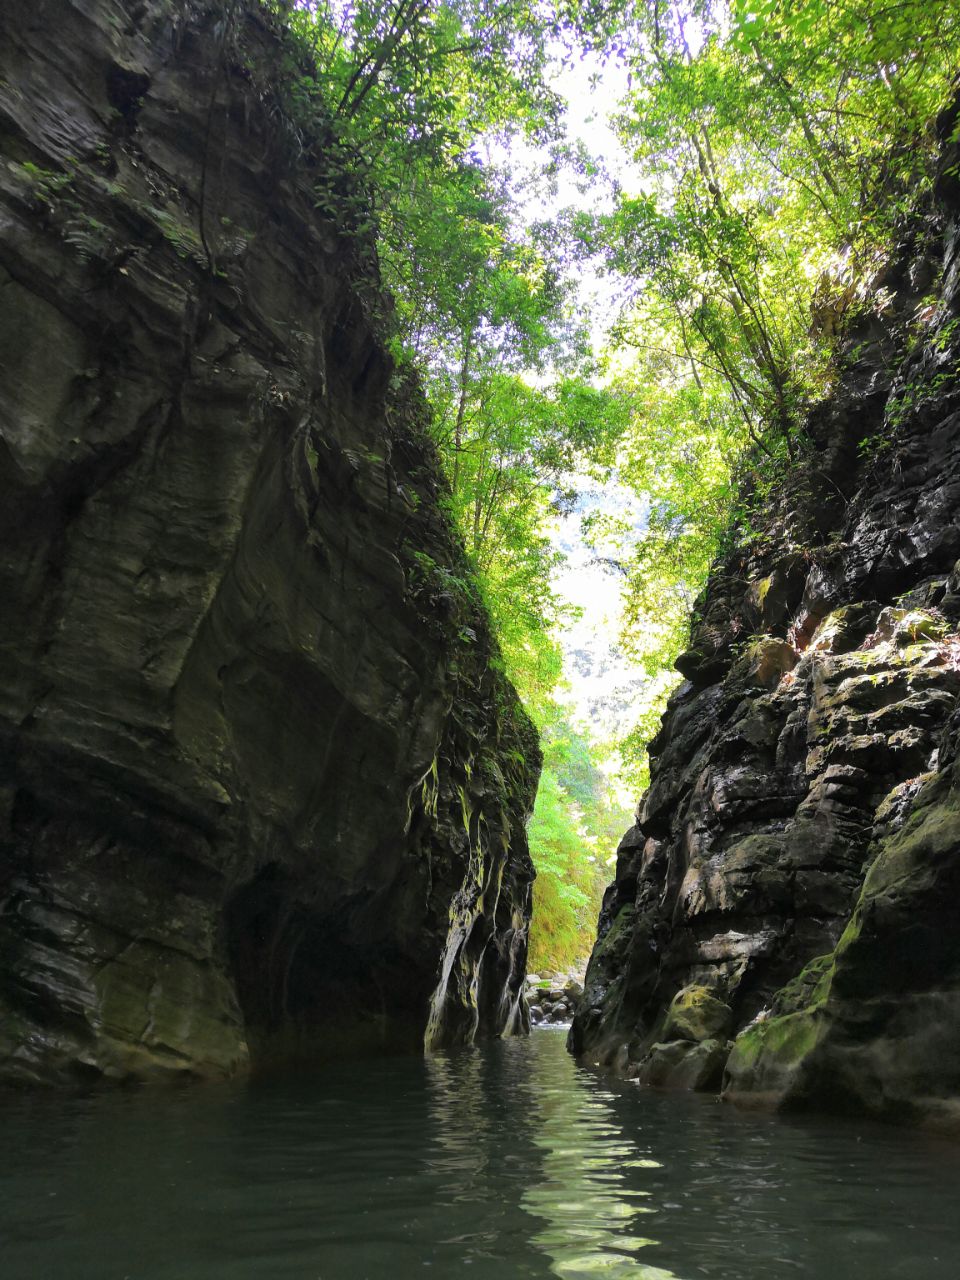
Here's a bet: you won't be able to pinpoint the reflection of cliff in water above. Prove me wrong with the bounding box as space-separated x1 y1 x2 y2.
421 1043 549 1272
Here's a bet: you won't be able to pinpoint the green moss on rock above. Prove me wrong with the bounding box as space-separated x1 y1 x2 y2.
662 984 733 1043
724 1009 824 1106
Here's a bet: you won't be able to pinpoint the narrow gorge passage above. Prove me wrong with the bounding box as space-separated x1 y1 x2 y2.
4 0 960 1277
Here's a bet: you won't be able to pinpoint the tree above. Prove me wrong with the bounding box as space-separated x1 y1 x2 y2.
572 0 960 791
268 1 630 966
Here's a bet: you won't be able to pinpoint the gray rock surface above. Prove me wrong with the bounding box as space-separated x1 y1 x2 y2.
0 0 538 1085
572 98 960 1131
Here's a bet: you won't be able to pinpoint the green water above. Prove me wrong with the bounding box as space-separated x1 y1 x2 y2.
1 1028 958 1279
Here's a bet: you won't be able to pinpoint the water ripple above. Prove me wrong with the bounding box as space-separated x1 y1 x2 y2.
0 1030 959 1278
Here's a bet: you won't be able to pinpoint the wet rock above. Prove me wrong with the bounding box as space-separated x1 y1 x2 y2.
636 1039 730 1091
725 757 960 1130
808 603 883 655
736 637 800 689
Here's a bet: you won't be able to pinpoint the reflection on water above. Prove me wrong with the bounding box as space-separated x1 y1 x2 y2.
523 1050 674 1279
0 1029 959 1279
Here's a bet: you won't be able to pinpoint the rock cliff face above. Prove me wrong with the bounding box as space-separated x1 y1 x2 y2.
0 0 538 1085
573 103 960 1132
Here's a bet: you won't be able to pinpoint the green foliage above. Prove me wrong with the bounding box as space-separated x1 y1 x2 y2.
571 0 960 795
263 1 567 308
594 0 960 450
17 159 74 209
263 3 629 963
431 357 630 967
266 0 960 963
527 715 631 972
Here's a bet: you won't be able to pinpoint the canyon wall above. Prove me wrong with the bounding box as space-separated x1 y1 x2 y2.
0 0 538 1085
573 102 960 1132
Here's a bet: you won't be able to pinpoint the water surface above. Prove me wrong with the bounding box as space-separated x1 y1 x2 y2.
2 1028 958 1279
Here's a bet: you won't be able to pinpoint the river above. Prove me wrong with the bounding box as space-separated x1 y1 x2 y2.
2 1028 958 1279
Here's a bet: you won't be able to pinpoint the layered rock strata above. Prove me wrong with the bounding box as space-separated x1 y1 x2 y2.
0 0 538 1085
573 104 960 1131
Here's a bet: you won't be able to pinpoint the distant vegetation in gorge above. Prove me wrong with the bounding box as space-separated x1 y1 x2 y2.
265 0 960 969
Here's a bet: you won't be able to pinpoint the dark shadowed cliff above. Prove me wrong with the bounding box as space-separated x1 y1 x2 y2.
573 99 960 1133
0 0 539 1085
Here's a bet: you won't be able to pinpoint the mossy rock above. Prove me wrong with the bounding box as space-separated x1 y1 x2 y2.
662 984 733 1042
637 1037 730 1091
723 1009 824 1106
809 602 881 654
770 953 835 1017
873 606 948 647
593 904 637 959
734 636 799 689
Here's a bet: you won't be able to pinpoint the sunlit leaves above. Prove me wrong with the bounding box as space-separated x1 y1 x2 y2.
581 0 960 795
269 0 960 957
528 717 630 971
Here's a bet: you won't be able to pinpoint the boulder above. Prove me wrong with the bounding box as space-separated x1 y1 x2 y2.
662 986 733 1044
